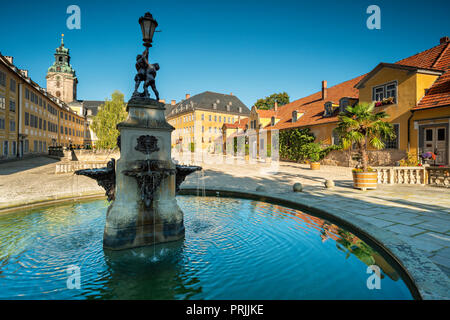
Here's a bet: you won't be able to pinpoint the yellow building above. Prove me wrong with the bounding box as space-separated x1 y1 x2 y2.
222 105 281 156
0 53 85 160
165 92 250 152
356 36 450 165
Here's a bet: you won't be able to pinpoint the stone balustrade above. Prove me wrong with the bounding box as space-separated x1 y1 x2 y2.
55 161 109 174
427 166 450 188
373 167 426 185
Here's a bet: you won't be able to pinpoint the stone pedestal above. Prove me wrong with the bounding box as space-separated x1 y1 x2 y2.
103 97 184 250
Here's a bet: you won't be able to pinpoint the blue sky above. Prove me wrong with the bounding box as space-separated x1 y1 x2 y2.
1 0 449 106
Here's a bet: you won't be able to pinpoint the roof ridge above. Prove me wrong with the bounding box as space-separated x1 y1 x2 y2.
396 41 447 66
432 42 450 69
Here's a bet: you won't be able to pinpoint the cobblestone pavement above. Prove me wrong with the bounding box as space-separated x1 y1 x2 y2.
1 156 449 278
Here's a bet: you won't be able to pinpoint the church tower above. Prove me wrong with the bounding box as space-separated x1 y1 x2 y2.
46 34 78 103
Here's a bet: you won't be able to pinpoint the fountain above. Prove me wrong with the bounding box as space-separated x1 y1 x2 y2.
75 12 201 250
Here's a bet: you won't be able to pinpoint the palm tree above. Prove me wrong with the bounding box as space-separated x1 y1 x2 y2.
336 102 396 172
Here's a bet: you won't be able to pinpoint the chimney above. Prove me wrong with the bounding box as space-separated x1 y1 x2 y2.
159 99 165 104
440 36 450 44
171 100 176 105
20 69 28 78
185 93 190 100
230 92 233 96
4 56 13 64
322 80 327 100
274 101 278 111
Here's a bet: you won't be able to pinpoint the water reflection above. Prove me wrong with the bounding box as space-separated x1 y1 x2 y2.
0 196 412 300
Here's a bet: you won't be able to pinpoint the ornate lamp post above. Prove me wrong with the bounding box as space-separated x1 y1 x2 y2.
132 12 160 99
139 12 158 48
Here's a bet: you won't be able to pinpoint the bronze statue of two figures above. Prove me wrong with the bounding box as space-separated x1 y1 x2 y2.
132 48 160 100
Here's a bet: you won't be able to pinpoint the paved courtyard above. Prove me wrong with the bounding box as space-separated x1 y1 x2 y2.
0 156 449 279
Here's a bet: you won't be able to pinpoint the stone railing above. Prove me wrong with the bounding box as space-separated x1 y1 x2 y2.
427 167 450 188
373 167 426 185
55 160 109 174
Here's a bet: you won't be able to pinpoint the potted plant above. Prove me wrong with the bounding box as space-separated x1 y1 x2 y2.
336 102 396 190
303 142 322 170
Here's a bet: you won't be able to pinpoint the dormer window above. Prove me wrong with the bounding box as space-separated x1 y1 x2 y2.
339 98 348 113
271 116 275 126
324 102 333 116
226 105 230 112
292 111 297 122
239 107 242 113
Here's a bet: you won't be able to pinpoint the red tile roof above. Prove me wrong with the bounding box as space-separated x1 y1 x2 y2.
396 39 450 110
227 117 248 130
266 75 364 130
255 108 281 119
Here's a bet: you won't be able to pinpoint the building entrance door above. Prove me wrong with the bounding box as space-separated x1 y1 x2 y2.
423 127 448 165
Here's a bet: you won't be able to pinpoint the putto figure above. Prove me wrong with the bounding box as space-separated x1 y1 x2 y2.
132 48 160 100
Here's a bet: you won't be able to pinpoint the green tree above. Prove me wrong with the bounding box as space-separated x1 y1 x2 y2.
91 90 128 149
335 102 395 172
279 128 315 162
254 92 290 110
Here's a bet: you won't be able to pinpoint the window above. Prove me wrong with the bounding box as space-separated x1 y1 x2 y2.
384 124 399 149
10 120 16 132
3 141 8 156
65 113 68 120
437 128 446 141
209 127 212 133
214 116 217 122
33 141 38 152
339 98 349 113
373 81 397 103
271 117 275 126
12 141 16 156
24 140 29 153
25 88 30 100
202 126 204 133
209 115 212 121
386 83 396 100
9 100 15 112
61 126 63 134
332 129 340 146
201 114 204 121
0 71 6 87
324 102 332 116
65 127 68 135
0 117 5 129
25 112 29 126
292 111 297 122
10 79 16 92
39 118 42 130
0 95 5 110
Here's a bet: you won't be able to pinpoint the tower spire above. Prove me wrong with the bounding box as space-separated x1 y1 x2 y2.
61 33 64 46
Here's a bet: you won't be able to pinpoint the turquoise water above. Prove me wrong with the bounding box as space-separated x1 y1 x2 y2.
0 196 413 299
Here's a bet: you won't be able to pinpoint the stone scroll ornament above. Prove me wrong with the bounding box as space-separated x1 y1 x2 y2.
135 135 160 155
